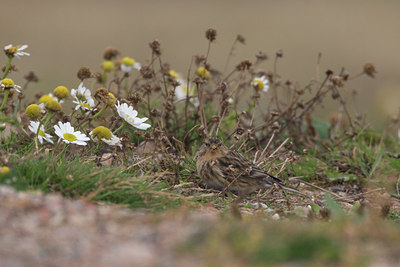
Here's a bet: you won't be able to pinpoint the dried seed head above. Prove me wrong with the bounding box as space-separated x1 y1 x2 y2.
211 115 220 123
236 127 244 135
275 49 283 58
331 91 340 100
330 75 344 87
295 87 304 95
94 87 109 101
2 65 19 73
149 40 161 56
195 55 206 65
77 66 92 80
205 28 217 42
103 47 120 60
325 69 334 76
236 60 252 71
363 63 377 78
236 34 246 44
296 101 305 109
341 69 350 81
150 108 160 117
24 71 38 82
127 92 146 106
193 77 207 85
216 82 227 93
140 65 155 79
270 110 280 117
271 121 281 130
255 51 268 62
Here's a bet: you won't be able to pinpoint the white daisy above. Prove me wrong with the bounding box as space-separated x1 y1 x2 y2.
53 121 90 146
90 126 122 148
4 44 30 58
175 79 199 107
28 121 53 144
71 82 95 112
251 76 269 92
1 78 22 93
121 56 141 72
115 101 151 130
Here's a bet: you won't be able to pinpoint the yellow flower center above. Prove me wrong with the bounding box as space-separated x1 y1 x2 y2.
106 92 116 106
25 104 41 119
82 103 91 110
92 126 112 140
38 130 46 137
1 78 15 88
63 133 77 142
76 93 86 101
45 99 61 112
102 61 115 72
54 86 69 99
254 80 264 90
196 67 210 79
125 114 135 123
8 46 18 53
169 70 178 79
0 166 10 174
122 57 135 66
39 95 54 104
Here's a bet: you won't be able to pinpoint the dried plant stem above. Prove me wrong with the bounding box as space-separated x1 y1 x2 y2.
295 73 331 120
223 39 238 75
255 131 276 165
267 138 289 159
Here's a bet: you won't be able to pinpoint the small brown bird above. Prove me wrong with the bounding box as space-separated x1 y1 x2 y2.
195 137 305 196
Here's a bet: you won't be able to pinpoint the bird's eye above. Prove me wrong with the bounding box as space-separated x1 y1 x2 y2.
205 143 210 147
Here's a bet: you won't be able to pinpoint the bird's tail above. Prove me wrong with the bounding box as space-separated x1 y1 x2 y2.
267 173 312 199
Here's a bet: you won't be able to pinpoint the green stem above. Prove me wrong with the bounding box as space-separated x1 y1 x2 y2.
57 143 68 161
0 90 10 112
2 57 13 79
124 77 129 97
43 112 54 128
113 121 127 134
80 106 107 129
102 72 107 87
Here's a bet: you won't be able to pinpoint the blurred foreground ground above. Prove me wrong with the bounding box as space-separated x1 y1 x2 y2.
1 185 400 266
1 0 400 128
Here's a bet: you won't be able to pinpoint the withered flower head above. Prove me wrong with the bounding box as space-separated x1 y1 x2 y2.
205 28 217 42
236 34 246 44
2 65 19 73
149 40 161 56
275 49 283 58
330 75 344 87
94 87 109 101
195 54 206 65
363 63 377 78
140 65 155 79
77 66 92 80
325 69 334 76
24 71 39 82
236 60 252 71
255 51 268 61
103 47 120 60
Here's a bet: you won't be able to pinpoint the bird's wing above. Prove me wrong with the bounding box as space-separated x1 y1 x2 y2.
217 150 283 185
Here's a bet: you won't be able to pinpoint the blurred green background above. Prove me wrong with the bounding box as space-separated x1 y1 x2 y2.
2 0 399 128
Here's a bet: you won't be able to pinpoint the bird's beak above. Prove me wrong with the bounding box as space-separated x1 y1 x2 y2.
211 144 217 150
